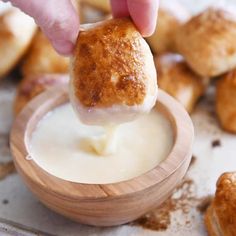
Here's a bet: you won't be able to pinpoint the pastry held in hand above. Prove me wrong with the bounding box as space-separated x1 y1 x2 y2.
175 7 236 77
70 18 158 125
205 172 236 236
14 74 69 115
216 69 236 133
0 8 36 78
155 53 205 113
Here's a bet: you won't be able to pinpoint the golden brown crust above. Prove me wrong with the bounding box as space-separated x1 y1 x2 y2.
175 8 236 77
14 74 69 115
205 205 221 236
205 172 236 236
22 31 69 77
155 53 205 113
71 18 151 108
216 69 236 133
147 3 189 54
80 0 110 12
0 8 37 78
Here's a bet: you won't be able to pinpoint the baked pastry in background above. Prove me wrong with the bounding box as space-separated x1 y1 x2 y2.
205 172 236 236
147 0 189 54
216 69 236 133
80 3 111 24
70 18 158 125
14 74 69 115
0 8 37 78
155 53 205 113
80 0 110 13
175 7 236 77
22 31 69 77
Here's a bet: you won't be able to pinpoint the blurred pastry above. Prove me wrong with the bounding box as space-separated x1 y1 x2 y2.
205 172 236 236
70 18 158 125
80 0 110 13
80 3 111 24
147 0 189 54
216 69 236 133
22 31 69 77
175 8 236 77
155 53 205 113
14 74 69 115
0 8 36 78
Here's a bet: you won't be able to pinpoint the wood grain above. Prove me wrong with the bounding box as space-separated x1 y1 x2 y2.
10 87 194 226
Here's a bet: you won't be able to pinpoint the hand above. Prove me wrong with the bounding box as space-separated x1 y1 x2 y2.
5 0 80 56
111 0 159 37
3 0 158 56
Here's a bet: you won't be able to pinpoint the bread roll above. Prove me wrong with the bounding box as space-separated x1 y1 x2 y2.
70 18 158 125
147 1 189 54
14 74 69 115
80 0 110 13
205 172 236 236
155 53 205 113
216 69 236 133
0 8 37 78
22 31 69 77
175 8 236 77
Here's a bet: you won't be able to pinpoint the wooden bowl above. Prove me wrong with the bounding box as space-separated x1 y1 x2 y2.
10 87 194 226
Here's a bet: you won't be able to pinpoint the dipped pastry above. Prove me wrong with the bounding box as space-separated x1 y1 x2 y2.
80 0 110 13
22 31 69 77
14 74 69 115
205 172 236 236
70 18 158 125
216 69 236 133
147 0 189 54
155 53 205 113
0 8 36 78
175 8 236 77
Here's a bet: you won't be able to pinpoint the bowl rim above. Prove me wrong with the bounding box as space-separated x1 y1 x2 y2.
10 87 194 199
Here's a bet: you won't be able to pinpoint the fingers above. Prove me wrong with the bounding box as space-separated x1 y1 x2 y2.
10 0 79 55
110 0 129 18
127 0 159 37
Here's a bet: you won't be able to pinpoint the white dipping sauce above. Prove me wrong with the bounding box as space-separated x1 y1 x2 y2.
29 104 173 184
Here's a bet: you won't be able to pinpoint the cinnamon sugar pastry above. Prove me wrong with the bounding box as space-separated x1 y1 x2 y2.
147 1 189 54
155 53 205 113
0 8 36 78
175 8 236 77
70 18 158 125
14 74 69 115
216 69 236 133
205 172 236 236
22 31 69 77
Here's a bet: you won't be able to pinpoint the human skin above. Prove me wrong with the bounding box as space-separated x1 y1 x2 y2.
2 0 159 55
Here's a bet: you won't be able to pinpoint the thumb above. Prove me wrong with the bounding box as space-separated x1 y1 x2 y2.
9 0 79 55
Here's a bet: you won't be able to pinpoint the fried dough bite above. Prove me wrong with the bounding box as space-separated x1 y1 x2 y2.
14 74 69 115
70 18 158 125
205 172 236 236
175 7 236 77
0 8 36 78
155 53 205 113
80 0 110 13
216 69 236 133
22 31 69 77
147 0 189 54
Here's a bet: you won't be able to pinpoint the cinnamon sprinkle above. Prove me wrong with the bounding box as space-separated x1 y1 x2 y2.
134 178 210 231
